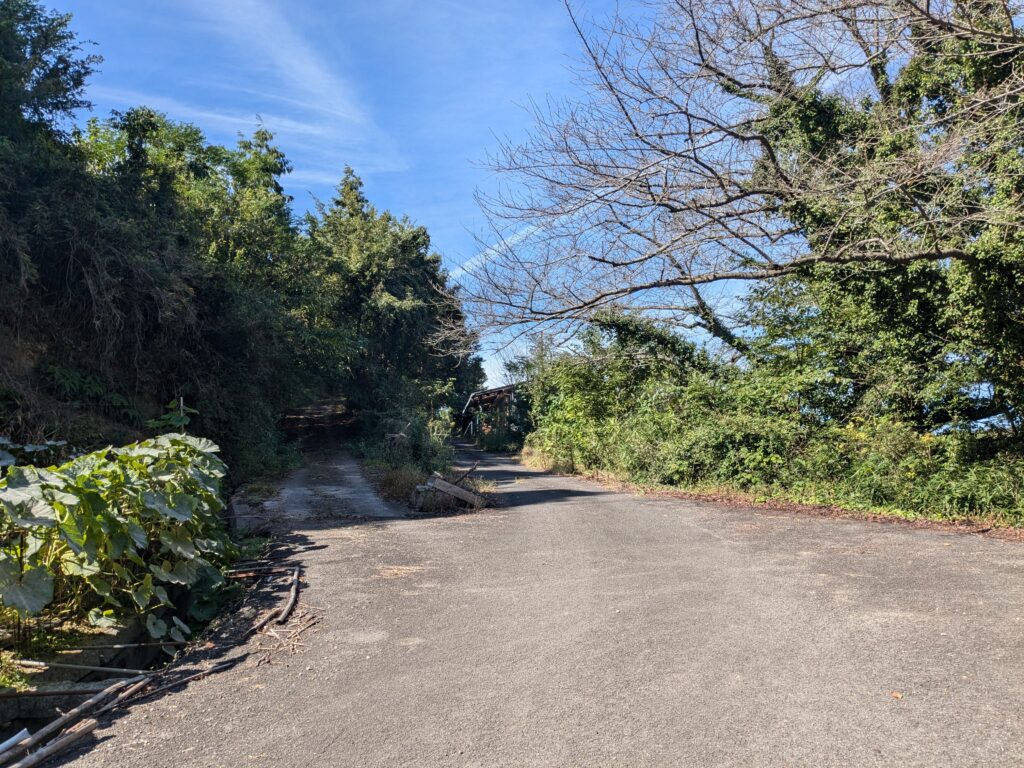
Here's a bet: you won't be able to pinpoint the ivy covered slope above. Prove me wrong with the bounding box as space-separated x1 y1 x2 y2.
0 435 234 639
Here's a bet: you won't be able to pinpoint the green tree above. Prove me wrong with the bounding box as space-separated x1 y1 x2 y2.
0 1 481 481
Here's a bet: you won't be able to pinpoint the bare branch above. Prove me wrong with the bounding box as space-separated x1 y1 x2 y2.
464 0 1024 347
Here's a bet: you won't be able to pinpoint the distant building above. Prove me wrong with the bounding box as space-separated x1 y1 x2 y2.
461 383 520 438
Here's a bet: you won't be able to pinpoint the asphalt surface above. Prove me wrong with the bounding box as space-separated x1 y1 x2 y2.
64 446 1024 767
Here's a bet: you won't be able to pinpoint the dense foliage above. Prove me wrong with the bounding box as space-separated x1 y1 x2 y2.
498 0 1024 525
521 312 1023 523
0 434 233 637
0 0 483 481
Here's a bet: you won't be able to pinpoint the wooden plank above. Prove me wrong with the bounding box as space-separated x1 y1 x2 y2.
427 476 484 507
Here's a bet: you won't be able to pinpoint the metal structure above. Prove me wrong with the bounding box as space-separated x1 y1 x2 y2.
461 384 519 437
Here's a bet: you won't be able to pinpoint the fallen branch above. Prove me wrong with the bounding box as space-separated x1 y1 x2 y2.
449 461 480 486
249 609 278 635
233 551 296 565
226 564 292 572
253 608 320 666
276 567 301 625
113 661 232 709
226 569 291 580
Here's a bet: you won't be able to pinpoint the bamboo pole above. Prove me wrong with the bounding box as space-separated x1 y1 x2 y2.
120 661 231 708
0 687 120 700
0 734 27 756
55 642 186 652
94 676 153 716
9 719 99 768
0 676 139 765
14 660 148 676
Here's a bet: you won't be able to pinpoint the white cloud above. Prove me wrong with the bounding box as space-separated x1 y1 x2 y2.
96 0 408 179
89 86 331 138
449 224 540 282
182 0 366 126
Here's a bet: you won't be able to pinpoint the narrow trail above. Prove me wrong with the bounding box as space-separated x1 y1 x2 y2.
63 443 1024 767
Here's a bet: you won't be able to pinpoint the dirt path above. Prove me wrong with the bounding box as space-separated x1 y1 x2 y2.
62 444 1024 767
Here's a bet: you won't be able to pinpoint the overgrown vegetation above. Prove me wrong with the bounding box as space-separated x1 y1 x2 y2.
519 312 1023 523
358 412 455 502
0 0 484 483
472 0 1024 525
0 434 234 645
0 0 484 641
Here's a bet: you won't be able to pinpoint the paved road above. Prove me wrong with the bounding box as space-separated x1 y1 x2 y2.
66 447 1024 767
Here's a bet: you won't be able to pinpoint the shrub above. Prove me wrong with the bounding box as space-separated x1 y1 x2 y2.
376 465 424 502
0 434 236 640
522 342 1024 524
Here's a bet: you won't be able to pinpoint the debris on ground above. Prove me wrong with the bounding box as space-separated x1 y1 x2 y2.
253 608 320 667
411 468 487 512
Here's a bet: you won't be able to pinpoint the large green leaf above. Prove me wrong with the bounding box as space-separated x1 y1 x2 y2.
88 607 119 628
60 551 100 577
171 558 201 585
1 493 57 528
141 490 194 522
126 522 148 549
150 560 187 585
145 613 168 639
177 435 220 454
46 489 79 507
131 574 154 610
85 574 114 599
0 566 54 614
159 529 196 558
172 615 191 636
58 513 88 554
188 595 221 621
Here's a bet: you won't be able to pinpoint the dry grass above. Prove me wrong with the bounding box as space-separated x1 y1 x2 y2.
376 465 425 502
367 461 492 515
414 489 459 514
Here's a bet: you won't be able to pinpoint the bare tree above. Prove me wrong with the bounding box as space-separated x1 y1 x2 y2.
463 0 1024 350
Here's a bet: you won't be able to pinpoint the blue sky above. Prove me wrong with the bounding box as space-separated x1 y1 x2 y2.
59 0 617 383
61 1 604 270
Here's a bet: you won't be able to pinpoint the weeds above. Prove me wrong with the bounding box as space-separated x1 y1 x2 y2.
0 434 237 641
